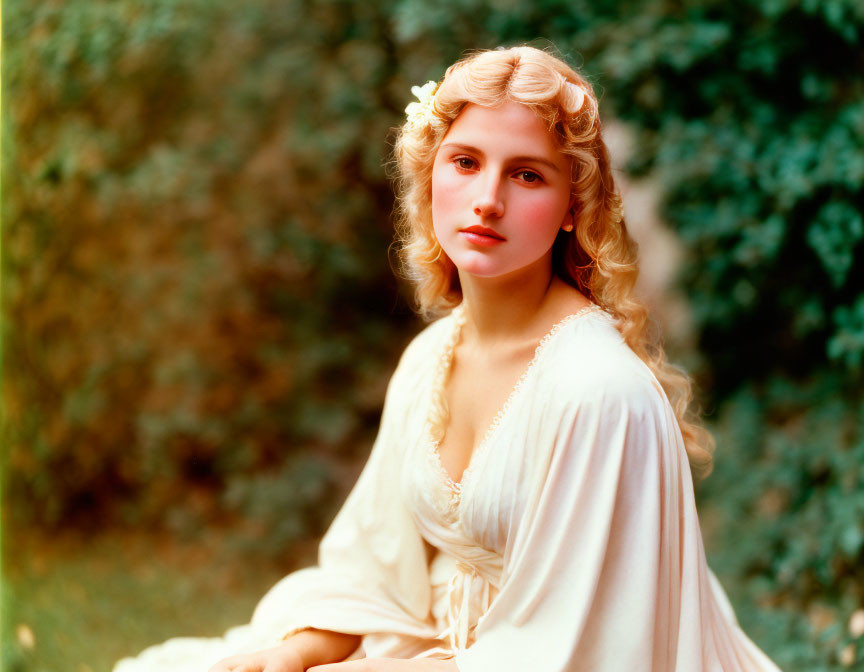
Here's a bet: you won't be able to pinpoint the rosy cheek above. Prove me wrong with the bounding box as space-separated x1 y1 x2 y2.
515 196 565 233
431 165 464 214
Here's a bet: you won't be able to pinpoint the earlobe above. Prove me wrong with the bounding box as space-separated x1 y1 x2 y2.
561 196 578 232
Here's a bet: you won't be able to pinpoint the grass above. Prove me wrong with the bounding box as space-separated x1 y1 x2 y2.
2 528 317 672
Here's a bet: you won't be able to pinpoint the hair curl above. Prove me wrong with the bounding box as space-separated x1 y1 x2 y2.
392 45 714 480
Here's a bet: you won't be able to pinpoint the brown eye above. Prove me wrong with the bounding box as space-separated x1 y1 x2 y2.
518 170 542 183
455 157 476 170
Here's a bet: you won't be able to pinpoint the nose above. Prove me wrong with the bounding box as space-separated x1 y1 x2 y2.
472 172 504 218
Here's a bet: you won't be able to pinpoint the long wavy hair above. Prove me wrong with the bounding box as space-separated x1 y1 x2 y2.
392 45 714 479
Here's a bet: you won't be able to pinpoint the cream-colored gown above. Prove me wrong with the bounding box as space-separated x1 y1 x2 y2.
114 305 782 671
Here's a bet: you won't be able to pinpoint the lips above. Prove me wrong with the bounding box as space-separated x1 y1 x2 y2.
459 225 506 240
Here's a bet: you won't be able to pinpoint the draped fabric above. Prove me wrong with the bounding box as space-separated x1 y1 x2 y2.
114 307 782 672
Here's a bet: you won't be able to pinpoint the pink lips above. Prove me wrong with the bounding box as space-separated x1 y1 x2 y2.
459 225 506 246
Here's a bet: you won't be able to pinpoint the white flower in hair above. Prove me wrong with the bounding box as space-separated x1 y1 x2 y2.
405 80 439 127
563 81 587 114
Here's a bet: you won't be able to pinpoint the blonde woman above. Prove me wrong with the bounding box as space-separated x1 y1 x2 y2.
115 46 782 672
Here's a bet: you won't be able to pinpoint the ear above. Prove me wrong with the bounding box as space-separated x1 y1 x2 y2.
561 195 577 232
561 194 578 225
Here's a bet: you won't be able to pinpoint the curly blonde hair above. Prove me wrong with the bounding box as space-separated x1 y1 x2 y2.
392 45 714 480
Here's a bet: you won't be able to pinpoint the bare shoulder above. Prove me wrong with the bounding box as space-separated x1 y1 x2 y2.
540 279 595 324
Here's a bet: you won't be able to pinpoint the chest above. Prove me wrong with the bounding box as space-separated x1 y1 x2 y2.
435 343 535 485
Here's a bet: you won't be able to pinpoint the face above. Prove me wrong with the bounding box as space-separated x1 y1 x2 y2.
431 101 574 281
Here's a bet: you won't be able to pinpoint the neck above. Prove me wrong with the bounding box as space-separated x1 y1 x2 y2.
457 258 557 346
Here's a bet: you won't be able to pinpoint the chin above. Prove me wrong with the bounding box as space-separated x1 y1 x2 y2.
455 259 533 281
457 254 556 284
448 252 506 278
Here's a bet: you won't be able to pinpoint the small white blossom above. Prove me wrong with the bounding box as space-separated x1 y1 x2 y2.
405 80 439 127
564 81 587 114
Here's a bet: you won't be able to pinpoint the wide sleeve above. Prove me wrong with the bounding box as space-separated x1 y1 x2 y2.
453 362 782 672
112 325 445 672
250 336 439 653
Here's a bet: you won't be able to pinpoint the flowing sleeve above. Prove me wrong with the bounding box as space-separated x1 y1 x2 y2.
453 345 782 672
112 324 445 672
250 329 441 655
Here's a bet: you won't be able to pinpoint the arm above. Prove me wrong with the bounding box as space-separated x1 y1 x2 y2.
309 658 458 671
246 325 445 656
209 628 361 672
447 345 781 672
289 629 363 668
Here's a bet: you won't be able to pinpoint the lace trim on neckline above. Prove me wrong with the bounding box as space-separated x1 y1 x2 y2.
426 303 605 506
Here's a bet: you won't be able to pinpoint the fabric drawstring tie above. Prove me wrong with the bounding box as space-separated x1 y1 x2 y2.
442 561 493 651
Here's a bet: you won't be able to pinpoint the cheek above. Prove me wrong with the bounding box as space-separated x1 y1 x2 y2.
431 166 463 216
513 196 567 236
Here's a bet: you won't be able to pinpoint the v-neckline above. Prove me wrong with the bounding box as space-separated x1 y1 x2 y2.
426 302 604 501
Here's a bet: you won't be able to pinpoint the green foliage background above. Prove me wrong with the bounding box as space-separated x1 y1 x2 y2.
3 1 863 670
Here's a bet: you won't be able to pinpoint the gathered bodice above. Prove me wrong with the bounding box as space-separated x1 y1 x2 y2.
400 410 502 652
400 304 606 653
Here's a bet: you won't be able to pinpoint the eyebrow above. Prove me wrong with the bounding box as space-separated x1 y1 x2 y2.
440 143 562 174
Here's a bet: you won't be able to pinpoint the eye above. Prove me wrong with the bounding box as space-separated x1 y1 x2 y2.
516 170 543 184
454 157 477 170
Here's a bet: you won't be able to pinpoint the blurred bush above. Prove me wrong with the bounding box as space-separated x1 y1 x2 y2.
3 1 863 667
2 0 424 535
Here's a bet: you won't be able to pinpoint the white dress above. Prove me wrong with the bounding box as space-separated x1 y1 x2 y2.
114 305 783 671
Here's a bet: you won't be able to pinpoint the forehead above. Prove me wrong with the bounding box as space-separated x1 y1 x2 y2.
442 101 563 161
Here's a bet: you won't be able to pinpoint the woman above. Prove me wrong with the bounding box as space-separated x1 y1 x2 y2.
115 46 782 672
